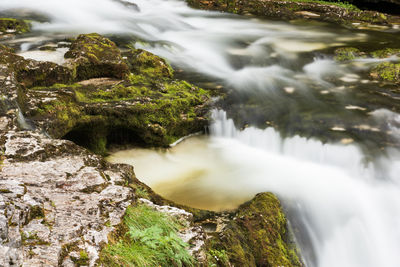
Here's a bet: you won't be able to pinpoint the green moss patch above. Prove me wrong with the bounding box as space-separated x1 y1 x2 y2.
370 62 400 82
0 18 30 33
124 49 174 79
334 47 363 62
205 193 302 267
99 204 193 267
65 33 130 80
371 48 400 58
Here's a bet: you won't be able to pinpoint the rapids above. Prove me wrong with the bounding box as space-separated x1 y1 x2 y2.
2 0 400 266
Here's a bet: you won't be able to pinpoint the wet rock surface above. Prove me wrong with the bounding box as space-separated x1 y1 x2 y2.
186 0 400 28
0 130 134 266
0 28 301 266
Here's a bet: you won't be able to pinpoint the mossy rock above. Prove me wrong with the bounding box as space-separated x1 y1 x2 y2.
334 47 363 62
370 61 400 83
0 18 30 33
5 33 212 154
0 44 74 88
25 77 210 154
371 48 400 58
186 0 391 26
65 33 130 80
205 193 302 267
124 49 174 79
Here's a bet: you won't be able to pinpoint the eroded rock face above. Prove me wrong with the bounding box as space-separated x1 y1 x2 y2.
0 130 135 266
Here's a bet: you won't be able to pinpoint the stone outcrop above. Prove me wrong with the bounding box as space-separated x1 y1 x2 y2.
186 0 400 28
0 34 211 155
0 129 134 266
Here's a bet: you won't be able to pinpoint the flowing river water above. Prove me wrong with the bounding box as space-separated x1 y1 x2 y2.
1 0 400 266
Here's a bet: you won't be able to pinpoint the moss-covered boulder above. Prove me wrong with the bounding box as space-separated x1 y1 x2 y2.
370 61 400 83
205 193 301 267
334 47 364 62
25 77 209 154
0 44 74 88
64 33 130 80
371 48 400 58
0 18 30 34
124 49 174 79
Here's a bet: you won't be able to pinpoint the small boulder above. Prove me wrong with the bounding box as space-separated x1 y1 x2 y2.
370 61 400 83
334 47 363 62
64 33 130 80
124 49 174 79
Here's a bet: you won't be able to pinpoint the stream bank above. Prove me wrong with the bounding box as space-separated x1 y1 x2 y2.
0 23 302 266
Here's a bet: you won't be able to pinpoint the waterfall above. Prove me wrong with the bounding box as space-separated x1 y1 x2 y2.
209 109 400 267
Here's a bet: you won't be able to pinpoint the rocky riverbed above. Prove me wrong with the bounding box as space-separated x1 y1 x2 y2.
0 18 302 266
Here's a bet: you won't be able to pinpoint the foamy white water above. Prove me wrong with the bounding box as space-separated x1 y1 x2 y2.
1 0 371 92
210 110 400 267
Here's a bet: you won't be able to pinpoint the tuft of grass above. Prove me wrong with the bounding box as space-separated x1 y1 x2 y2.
100 204 193 267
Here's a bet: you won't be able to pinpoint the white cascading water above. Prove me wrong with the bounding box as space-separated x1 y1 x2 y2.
2 0 400 266
209 110 400 267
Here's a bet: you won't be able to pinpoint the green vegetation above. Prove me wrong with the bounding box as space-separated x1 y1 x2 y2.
205 193 302 266
64 33 130 80
371 62 400 82
100 204 193 267
334 47 362 62
371 48 400 58
0 18 30 33
207 249 230 266
125 49 174 79
71 250 90 266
